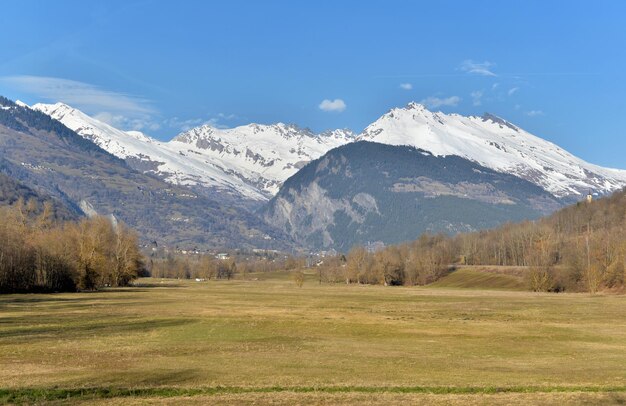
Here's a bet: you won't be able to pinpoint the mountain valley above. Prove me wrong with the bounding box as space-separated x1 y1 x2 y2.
3 96 626 251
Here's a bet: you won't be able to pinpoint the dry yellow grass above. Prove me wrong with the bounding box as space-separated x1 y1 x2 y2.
1 275 626 403
56 391 625 406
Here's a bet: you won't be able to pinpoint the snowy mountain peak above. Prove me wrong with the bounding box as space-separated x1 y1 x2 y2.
480 113 520 132
33 102 76 117
319 128 356 141
360 104 626 198
172 122 318 145
32 102 158 156
379 102 437 122
404 101 428 111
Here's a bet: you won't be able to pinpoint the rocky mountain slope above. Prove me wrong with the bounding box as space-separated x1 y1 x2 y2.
0 96 290 249
0 172 79 221
263 141 563 251
170 124 354 196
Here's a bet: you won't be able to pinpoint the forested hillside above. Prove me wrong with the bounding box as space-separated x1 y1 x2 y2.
341 188 626 292
264 141 562 250
456 188 626 292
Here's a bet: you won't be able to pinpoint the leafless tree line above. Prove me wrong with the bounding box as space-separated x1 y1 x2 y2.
148 253 305 280
0 198 143 293
297 234 455 287
455 192 626 292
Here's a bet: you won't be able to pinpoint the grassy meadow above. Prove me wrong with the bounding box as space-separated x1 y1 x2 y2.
1 269 626 404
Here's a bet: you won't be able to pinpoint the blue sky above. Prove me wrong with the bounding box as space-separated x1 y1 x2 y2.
1 0 625 168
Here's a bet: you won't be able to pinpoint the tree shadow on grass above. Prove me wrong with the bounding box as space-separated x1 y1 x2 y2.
0 282 186 300
48 368 206 392
0 284 186 306
0 296 103 305
127 281 187 289
0 295 148 314
128 368 203 386
0 317 194 342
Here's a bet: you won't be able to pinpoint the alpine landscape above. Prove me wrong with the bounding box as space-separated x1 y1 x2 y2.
1 1 626 405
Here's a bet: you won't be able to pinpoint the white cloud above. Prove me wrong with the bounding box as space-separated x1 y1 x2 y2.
217 112 237 120
94 112 161 132
492 83 500 90
165 112 238 132
0 75 154 115
399 83 413 90
318 98 346 113
420 95 461 109
508 87 519 96
470 90 483 106
460 60 497 76
164 117 205 131
526 110 544 117
0 75 159 131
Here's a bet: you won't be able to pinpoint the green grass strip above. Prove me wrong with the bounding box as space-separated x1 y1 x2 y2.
2 385 626 402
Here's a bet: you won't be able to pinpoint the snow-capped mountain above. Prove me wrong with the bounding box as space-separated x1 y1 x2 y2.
32 103 353 201
170 124 355 195
32 101 626 203
359 102 626 198
1 96 290 249
32 103 266 200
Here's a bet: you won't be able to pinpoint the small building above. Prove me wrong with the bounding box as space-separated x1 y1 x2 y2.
586 191 593 203
366 241 386 253
215 253 229 260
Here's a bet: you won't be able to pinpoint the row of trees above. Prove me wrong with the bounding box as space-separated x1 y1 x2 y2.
150 255 237 280
148 253 305 280
285 234 456 287
0 198 144 293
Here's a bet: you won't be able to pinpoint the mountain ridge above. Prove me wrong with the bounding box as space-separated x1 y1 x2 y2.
31 102 268 201
32 102 355 201
30 100 626 203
